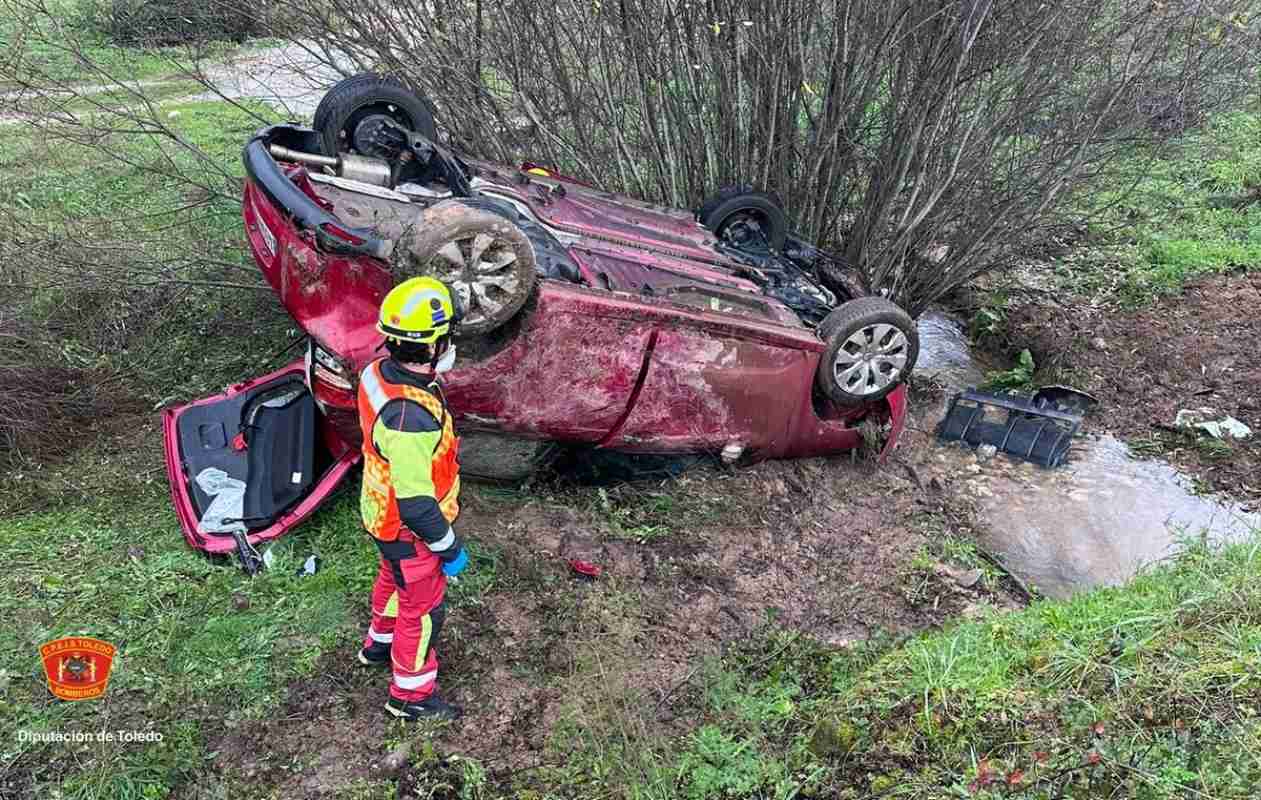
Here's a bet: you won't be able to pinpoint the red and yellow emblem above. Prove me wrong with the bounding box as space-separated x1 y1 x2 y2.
40 637 116 701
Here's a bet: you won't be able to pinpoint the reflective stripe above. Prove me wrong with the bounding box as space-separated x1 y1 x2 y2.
416 614 434 670
426 527 456 553
392 669 437 690
400 288 446 316
359 363 390 414
368 627 393 643
381 591 399 618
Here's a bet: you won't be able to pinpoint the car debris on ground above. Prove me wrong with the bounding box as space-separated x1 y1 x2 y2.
936 386 1096 468
1173 407 1253 440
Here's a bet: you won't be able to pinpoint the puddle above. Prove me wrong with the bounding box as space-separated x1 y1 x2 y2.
935 434 1259 599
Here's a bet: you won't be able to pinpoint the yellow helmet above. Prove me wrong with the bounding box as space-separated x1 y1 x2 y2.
377 277 458 344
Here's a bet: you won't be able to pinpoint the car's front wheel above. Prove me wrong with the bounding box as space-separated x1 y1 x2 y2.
815 297 919 406
397 201 537 338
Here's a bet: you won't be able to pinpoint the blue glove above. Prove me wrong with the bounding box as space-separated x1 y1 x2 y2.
442 548 468 578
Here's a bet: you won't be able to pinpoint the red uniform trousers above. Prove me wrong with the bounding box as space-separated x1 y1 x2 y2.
363 530 447 702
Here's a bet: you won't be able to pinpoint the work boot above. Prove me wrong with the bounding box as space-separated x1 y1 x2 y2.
385 694 463 722
357 641 391 667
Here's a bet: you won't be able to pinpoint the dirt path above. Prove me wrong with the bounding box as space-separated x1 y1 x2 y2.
0 42 338 126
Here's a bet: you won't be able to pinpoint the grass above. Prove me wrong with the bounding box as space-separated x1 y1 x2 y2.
1060 103 1261 305
622 536 1261 800
0 490 356 795
0 481 508 798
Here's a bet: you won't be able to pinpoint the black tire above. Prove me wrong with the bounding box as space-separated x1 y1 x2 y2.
399 202 537 337
313 72 384 132
815 297 919 406
316 74 437 158
698 189 789 252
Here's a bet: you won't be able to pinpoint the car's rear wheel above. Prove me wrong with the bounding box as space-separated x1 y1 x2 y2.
316 74 437 159
698 188 789 253
313 73 380 133
815 297 919 406
398 202 537 338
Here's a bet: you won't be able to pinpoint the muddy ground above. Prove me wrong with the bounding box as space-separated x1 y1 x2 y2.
186 275 1259 797
1000 271 1261 505
199 388 1022 796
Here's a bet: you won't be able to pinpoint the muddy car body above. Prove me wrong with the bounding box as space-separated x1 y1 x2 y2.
162 78 916 561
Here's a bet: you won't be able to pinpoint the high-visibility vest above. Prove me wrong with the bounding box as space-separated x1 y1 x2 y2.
357 358 460 542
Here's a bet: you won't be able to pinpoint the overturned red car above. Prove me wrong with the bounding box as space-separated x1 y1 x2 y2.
162 76 919 568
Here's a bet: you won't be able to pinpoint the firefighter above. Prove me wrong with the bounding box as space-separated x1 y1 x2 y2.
356 276 467 722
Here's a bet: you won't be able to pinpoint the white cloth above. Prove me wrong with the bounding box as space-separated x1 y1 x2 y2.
194 467 247 534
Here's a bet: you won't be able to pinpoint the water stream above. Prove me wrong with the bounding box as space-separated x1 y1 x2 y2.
917 309 1259 598
916 309 995 392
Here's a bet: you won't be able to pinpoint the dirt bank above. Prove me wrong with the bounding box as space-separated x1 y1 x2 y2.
1001 271 1260 505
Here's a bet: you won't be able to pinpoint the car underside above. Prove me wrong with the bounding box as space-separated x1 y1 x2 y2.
162 75 919 569
249 123 864 329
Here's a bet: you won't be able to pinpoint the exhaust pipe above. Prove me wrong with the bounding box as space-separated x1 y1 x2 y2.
268 145 338 168
268 145 393 188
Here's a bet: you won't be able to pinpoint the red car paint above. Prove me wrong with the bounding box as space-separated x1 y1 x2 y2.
162 140 906 552
569 559 604 579
240 173 904 457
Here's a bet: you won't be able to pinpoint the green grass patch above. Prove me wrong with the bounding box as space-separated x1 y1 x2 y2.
1064 104 1261 304
0 488 360 796
0 482 503 798
654 536 1261 799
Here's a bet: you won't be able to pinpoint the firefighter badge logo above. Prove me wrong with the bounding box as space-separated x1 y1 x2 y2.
40 637 117 701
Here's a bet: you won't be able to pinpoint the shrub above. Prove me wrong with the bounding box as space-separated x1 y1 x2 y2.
246 0 1261 314
78 0 267 45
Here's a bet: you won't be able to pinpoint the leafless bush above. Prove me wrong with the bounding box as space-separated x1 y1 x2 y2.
256 0 1258 313
1 0 1258 320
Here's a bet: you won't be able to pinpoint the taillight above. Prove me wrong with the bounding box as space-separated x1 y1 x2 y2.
256 216 277 258
319 222 365 246
308 342 354 391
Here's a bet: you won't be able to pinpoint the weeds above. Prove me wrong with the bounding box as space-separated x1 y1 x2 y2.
983 349 1037 392
596 487 673 544
674 726 784 800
